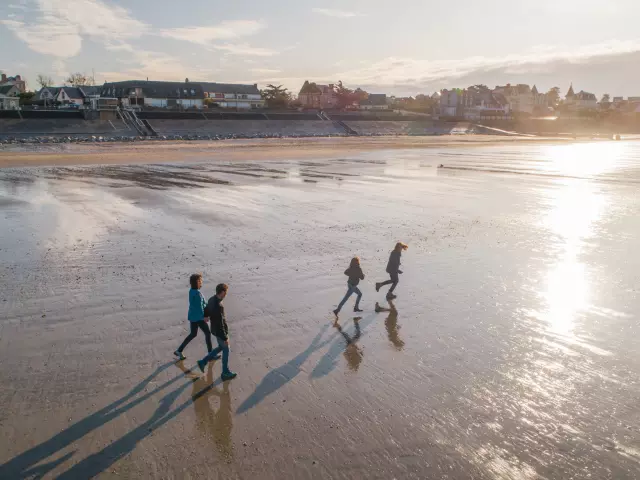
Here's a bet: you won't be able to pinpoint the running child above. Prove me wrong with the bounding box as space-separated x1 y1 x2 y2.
333 256 365 317
376 242 408 299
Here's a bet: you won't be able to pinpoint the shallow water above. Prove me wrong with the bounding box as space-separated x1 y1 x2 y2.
0 141 639 479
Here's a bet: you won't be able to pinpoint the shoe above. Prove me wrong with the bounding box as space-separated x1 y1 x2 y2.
375 283 381 292
387 293 397 300
375 302 383 313
197 359 206 373
333 309 339 317
354 307 363 312
174 350 186 361
221 371 237 381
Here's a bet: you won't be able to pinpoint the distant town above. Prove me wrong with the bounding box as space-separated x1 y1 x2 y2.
2 72 639 122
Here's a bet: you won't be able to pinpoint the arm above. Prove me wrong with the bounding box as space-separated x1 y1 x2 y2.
359 267 365 280
210 304 229 341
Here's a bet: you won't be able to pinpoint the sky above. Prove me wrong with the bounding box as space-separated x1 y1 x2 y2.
2 0 640 98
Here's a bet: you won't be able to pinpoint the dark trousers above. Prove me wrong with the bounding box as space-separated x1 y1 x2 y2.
379 272 399 294
177 320 212 353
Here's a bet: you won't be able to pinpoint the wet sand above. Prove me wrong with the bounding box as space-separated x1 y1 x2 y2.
1 140 639 479
0 135 585 169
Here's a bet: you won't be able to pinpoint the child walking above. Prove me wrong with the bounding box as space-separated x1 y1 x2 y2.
197 283 237 381
333 257 365 317
376 242 408 299
174 273 214 361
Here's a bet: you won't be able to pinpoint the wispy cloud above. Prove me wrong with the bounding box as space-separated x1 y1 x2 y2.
2 0 148 58
250 68 281 75
212 43 278 57
161 20 265 45
312 8 363 18
332 40 640 91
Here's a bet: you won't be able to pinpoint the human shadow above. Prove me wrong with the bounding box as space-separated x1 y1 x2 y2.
236 323 336 415
310 313 377 378
56 366 223 479
186 362 234 462
0 361 184 479
376 300 404 350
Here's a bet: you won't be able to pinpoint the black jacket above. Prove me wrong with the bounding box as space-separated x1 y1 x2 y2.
344 264 365 286
205 295 229 341
386 251 401 274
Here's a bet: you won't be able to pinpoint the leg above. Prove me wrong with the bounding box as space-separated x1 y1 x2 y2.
197 321 213 353
353 286 362 310
387 273 399 295
217 336 231 375
177 322 199 353
336 284 355 312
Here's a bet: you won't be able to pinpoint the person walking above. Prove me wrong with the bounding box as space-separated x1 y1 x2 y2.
376 242 408 299
333 257 365 317
174 274 214 361
197 283 237 381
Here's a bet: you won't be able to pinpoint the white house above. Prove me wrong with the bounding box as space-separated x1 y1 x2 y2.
439 89 465 117
56 87 86 106
493 84 535 114
200 82 264 109
101 80 205 109
358 93 389 111
565 85 597 111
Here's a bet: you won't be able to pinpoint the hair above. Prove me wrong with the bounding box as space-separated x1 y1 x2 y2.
394 242 408 252
216 283 229 295
349 256 360 268
189 273 202 289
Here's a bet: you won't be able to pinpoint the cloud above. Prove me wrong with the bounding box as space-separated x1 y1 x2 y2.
250 68 281 75
212 43 278 57
331 39 640 92
161 20 265 45
2 0 148 58
312 8 363 18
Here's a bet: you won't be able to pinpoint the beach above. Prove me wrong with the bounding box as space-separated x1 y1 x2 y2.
1 138 639 479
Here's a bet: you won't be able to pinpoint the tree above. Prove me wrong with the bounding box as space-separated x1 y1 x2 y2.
260 84 291 109
36 74 54 88
334 80 355 109
18 92 35 105
547 87 561 106
64 72 95 87
601 93 610 103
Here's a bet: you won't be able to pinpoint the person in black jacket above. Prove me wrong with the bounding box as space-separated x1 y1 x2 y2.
197 283 237 381
376 242 408 299
333 257 365 317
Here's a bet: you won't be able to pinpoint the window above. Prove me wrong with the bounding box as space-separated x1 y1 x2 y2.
190 89 195 95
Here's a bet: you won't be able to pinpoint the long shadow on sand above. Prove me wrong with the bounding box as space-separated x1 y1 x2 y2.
310 313 377 378
0 361 216 479
236 323 337 415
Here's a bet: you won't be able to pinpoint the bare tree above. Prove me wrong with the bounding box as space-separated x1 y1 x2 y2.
64 72 95 87
36 74 54 88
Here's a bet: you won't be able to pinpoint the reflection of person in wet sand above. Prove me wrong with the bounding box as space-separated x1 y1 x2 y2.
376 242 408 300
178 362 234 462
375 300 404 350
334 256 365 317
334 318 363 371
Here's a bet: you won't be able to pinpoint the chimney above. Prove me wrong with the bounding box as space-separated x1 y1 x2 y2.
254 84 257 88
1 74 6 82
15 75 21 80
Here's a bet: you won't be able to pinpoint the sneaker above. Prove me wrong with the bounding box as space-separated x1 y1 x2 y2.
354 307 363 312
387 293 397 300
333 309 339 317
375 302 384 313
221 371 237 381
375 283 381 292
197 359 206 373
174 350 186 361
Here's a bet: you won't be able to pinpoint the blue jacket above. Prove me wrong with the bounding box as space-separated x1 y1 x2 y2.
187 288 207 322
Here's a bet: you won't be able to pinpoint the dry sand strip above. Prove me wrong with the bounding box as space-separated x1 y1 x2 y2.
0 135 585 168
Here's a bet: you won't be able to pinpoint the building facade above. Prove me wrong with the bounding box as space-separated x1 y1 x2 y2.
565 85 597 111
358 93 389 110
0 74 26 93
101 80 205 109
298 81 337 109
200 82 263 109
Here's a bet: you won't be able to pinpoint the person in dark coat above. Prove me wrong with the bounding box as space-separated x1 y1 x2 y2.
333 257 365 317
376 242 408 299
